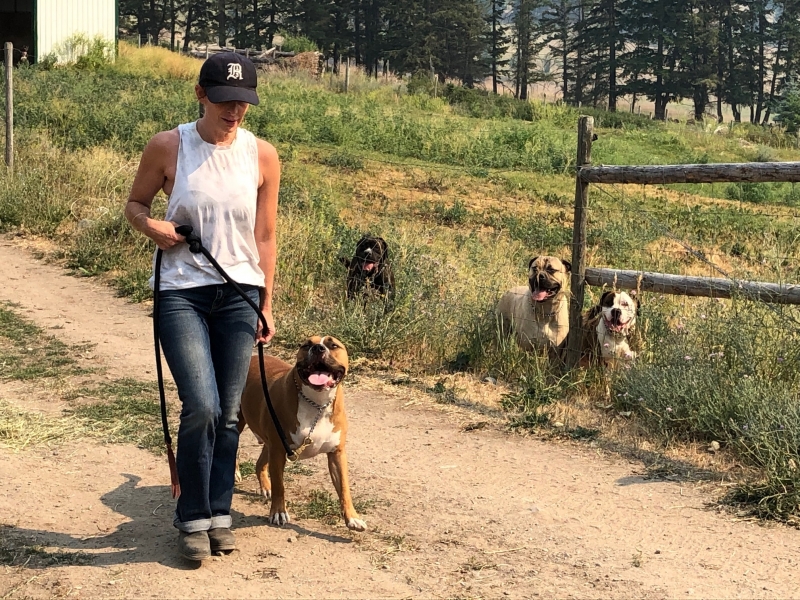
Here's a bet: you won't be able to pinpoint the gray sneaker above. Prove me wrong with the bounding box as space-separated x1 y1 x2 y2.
178 530 211 561
208 527 236 554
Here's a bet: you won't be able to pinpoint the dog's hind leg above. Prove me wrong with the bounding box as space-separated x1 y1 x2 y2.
255 443 272 501
234 411 247 483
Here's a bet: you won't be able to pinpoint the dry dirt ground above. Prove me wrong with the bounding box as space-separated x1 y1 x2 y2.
1 237 799 599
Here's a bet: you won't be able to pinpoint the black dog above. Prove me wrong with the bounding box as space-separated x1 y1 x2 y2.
340 236 395 300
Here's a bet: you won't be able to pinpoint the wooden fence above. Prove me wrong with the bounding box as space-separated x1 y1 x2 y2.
565 116 800 369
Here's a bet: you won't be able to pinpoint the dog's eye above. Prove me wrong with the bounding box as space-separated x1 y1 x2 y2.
299 342 312 349
328 343 340 350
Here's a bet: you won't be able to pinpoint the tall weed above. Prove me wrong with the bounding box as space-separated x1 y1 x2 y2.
613 297 800 519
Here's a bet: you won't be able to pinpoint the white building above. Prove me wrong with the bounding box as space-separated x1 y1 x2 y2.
0 0 117 63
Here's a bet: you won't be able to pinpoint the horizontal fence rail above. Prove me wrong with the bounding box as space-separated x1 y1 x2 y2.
578 162 800 184
585 268 800 305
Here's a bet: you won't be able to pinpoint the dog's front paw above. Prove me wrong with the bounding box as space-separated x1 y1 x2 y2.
345 517 367 531
269 511 290 526
259 487 272 500
234 469 242 483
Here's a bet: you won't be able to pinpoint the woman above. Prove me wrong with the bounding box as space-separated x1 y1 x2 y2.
125 52 280 562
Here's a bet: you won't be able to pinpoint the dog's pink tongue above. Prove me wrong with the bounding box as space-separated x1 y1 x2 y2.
308 372 333 386
362 262 376 272
532 290 549 302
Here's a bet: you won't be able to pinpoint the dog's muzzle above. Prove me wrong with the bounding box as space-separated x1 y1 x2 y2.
299 351 346 389
530 276 561 302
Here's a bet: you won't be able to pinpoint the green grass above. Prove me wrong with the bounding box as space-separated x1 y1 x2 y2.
288 489 376 526
612 296 800 520
68 379 165 454
4 45 800 520
0 306 169 454
0 525 93 567
0 303 90 380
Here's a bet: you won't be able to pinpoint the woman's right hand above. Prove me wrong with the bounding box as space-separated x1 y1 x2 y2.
147 219 186 250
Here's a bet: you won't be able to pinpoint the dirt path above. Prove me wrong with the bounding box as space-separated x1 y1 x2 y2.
1 237 799 599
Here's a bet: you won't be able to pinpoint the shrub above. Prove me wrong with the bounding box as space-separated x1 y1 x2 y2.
725 182 773 204
52 33 114 67
406 70 435 96
278 31 318 54
774 79 800 134
612 297 800 520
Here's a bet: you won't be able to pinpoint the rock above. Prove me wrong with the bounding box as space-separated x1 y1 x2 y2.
708 441 720 453
287 535 297 543
553 421 565 428
483 376 497 385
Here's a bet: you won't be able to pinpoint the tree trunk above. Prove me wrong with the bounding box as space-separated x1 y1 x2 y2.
354 0 361 66
149 0 158 43
268 0 276 47
725 0 739 122
183 4 195 51
218 0 227 47
654 35 666 120
170 0 176 51
137 2 146 46
754 7 766 123
575 1 584 106
491 0 498 94
253 0 260 49
608 0 616 112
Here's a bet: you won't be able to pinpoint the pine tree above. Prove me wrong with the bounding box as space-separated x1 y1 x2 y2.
511 0 544 100
619 0 692 120
485 0 511 94
774 77 800 133
575 0 622 109
540 0 578 102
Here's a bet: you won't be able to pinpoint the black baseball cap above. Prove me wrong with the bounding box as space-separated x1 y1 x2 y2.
198 52 260 105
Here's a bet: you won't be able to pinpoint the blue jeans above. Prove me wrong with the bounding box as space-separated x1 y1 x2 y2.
157 283 260 533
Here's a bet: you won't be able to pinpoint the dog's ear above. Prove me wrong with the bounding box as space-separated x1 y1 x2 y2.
528 257 541 270
600 290 615 306
354 236 370 252
629 290 641 314
561 259 572 273
375 237 388 259
339 256 351 268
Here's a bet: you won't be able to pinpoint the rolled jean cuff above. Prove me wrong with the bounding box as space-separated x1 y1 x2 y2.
173 514 211 533
210 515 232 529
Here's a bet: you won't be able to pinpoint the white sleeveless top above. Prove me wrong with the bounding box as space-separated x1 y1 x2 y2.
149 122 265 291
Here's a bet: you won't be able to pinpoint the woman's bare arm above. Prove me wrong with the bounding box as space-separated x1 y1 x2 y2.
254 138 281 343
125 129 184 250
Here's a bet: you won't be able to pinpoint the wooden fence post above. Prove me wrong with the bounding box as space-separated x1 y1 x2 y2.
565 116 594 370
344 57 350 93
4 42 12 170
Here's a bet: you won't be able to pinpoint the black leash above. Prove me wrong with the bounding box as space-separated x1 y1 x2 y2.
154 224 297 499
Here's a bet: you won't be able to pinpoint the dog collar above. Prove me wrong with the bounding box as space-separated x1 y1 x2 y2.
292 377 334 456
528 297 560 318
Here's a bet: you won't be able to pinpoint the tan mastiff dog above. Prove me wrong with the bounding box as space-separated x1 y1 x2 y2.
237 335 366 531
496 256 571 355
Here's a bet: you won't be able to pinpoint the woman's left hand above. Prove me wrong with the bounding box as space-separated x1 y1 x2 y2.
256 307 275 345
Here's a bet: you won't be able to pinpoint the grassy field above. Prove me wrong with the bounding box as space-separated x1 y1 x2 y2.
2 43 800 519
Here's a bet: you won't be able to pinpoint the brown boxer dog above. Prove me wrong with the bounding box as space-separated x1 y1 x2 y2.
236 335 366 531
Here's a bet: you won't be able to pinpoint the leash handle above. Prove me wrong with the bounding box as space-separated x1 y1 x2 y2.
153 249 181 499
